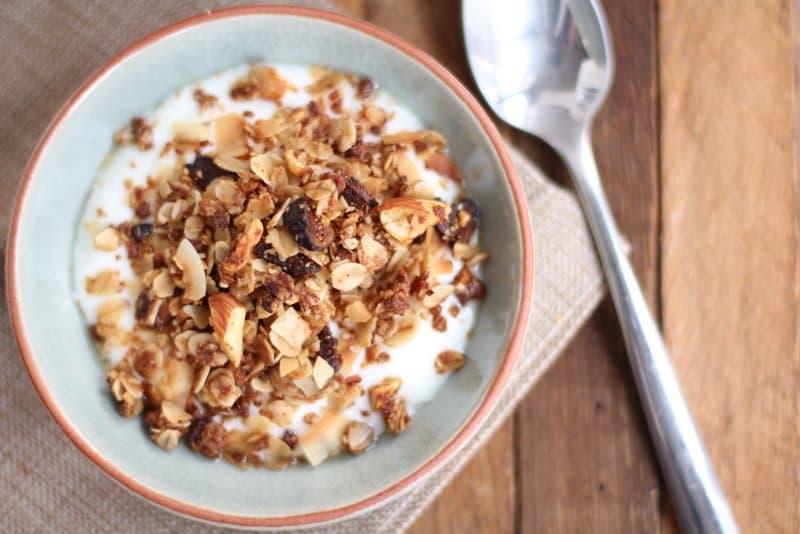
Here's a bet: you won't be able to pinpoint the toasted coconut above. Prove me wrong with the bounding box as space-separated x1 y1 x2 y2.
173 238 207 301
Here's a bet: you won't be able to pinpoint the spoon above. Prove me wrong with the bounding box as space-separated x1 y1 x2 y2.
462 1 737 532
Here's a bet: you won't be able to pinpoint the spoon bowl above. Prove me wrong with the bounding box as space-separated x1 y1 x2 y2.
463 0 613 150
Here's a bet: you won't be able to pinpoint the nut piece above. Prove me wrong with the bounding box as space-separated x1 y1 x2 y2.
435 350 466 373
94 227 120 251
425 152 462 183
97 299 128 326
208 293 246 366
345 300 372 323
423 284 454 308
269 308 311 357
358 236 389 272
381 129 447 148
341 421 375 454
369 377 402 411
330 261 368 292
220 219 264 278
86 270 124 295
384 399 410 434
377 197 449 243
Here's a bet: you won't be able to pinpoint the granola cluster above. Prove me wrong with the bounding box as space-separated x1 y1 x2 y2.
86 66 486 468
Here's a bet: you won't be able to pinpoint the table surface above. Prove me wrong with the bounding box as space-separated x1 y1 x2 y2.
334 1 800 532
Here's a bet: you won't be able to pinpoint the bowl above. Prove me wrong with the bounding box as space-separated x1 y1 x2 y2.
6 5 533 529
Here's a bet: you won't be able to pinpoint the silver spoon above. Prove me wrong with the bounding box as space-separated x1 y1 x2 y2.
462 1 737 532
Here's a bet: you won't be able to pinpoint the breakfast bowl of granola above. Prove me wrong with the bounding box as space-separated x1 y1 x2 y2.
6 5 533 528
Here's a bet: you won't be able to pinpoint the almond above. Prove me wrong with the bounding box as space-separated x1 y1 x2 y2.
208 292 246 366
94 227 120 251
377 197 449 243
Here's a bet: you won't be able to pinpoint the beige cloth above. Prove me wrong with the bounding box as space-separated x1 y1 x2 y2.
0 1 606 531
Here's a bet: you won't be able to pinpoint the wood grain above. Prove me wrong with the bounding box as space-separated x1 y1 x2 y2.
660 1 800 531
514 0 668 531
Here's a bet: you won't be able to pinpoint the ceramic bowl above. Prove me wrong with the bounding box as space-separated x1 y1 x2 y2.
6 5 533 529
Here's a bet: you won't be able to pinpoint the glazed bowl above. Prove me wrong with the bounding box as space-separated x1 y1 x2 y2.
6 5 533 529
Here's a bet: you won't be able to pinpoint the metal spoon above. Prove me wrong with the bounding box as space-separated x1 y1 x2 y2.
462 1 737 532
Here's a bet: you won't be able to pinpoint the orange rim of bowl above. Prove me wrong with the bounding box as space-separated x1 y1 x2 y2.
6 4 534 528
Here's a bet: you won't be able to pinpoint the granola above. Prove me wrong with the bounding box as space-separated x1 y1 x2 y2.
75 63 487 468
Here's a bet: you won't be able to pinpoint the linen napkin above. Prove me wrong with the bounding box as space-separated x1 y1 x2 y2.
0 1 606 531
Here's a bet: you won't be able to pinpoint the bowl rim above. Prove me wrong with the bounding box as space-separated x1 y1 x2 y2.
6 4 534 528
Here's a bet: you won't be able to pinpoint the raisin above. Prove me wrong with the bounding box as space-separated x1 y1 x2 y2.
186 156 231 190
135 291 151 321
283 254 321 278
230 81 258 100
134 201 151 219
344 142 374 163
307 100 320 115
282 429 298 450
317 326 341 372
253 241 271 260
130 223 153 241
342 177 377 212
356 78 375 100
436 198 479 243
284 198 334 251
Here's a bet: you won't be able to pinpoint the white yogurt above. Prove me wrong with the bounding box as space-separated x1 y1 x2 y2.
74 63 481 461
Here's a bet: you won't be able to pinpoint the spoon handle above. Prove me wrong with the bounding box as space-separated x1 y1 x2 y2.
562 132 738 534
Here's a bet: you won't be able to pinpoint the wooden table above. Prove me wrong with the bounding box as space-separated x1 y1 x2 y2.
335 1 799 531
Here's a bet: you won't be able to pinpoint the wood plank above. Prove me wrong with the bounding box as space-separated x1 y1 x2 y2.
659 1 800 531
514 0 668 530
516 301 663 532
353 2 517 532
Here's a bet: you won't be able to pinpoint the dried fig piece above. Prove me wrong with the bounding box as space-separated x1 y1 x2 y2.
284 198 334 251
356 78 375 100
316 326 341 372
342 177 377 212
436 198 479 243
282 254 321 278
186 156 232 190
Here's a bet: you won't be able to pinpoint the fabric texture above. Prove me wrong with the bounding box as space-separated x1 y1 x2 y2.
0 1 606 531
